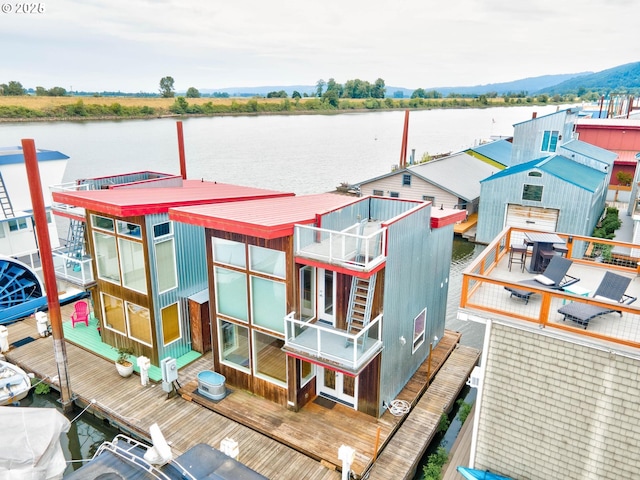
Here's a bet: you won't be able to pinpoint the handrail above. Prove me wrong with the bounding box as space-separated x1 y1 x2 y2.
95 434 197 480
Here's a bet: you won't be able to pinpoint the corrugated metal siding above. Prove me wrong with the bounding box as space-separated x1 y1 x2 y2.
378 205 450 409
511 110 578 165
476 170 602 244
369 197 419 221
146 213 207 360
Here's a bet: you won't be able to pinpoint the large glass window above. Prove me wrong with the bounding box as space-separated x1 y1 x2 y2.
413 308 426 353
251 276 286 333
213 238 246 268
541 130 559 152
155 238 177 293
102 293 125 334
118 238 147 294
126 302 152 346
91 215 114 232
249 245 285 278
161 303 181 346
219 320 250 371
522 184 543 202
253 331 286 386
300 360 314 386
214 267 248 321
93 232 120 283
117 220 142 239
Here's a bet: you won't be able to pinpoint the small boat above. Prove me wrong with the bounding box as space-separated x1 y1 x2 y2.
0 406 71 478
457 466 515 480
64 423 268 479
0 359 31 406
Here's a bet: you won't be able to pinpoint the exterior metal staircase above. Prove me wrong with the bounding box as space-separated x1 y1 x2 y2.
0 172 15 219
65 219 86 267
345 273 376 350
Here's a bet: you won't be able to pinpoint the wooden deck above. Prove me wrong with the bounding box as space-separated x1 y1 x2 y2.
453 212 477 235
2 309 479 480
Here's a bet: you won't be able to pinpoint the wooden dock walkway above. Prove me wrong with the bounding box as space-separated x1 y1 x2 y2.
366 345 480 480
441 404 475 480
3 311 479 480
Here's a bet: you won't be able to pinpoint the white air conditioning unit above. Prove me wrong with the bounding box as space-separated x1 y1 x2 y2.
466 365 482 389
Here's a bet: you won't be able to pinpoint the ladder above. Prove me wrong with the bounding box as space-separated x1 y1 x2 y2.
0 172 14 219
345 273 377 351
65 219 86 267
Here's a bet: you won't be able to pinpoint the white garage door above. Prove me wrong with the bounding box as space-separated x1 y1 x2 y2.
506 204 559 244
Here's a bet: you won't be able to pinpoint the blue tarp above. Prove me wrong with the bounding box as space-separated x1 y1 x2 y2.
457 466 514 480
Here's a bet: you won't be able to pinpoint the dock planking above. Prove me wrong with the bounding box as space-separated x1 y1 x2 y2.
3 312 479 479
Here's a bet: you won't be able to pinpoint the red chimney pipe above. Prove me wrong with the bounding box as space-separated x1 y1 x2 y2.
22 138 74 412
399 110 410 168
177 121 187 180
532 112 537 119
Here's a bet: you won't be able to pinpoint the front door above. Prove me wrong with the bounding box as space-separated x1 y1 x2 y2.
317 268 336 326
318 367 357 408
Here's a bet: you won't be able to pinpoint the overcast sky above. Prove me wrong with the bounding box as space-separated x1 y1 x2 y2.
2 0 638 93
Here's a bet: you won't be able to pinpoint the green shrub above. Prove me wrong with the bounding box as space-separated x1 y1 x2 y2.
34 382 50 395
422 446 448 480
457 399 473 424
437 412 450 433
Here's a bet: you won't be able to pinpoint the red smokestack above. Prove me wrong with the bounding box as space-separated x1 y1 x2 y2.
177 121 187 180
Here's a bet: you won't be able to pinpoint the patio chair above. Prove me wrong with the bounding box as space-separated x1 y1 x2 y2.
504 256 579 304
558 271 637 329
71 300 90 327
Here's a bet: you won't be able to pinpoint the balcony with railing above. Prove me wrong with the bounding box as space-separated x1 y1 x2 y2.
459 227 640 350
51 246 95 288
294 222 386 272
50 182 90 219
283 312 383 373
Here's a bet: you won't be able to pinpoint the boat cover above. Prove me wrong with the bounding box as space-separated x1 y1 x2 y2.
457 466 514 480
0 406 70 479
457 467 513 480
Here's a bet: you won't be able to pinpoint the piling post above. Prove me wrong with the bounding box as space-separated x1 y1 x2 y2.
177 121 187 180
22 138 74 413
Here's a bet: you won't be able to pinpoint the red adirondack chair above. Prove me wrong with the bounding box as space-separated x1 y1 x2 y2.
71 300 89 328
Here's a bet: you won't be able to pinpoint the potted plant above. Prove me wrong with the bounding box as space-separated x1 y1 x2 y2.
115 347 135 377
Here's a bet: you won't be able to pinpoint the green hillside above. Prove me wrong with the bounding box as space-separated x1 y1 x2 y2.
540 62 640 95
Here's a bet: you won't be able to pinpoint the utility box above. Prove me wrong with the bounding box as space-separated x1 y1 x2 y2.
160 357 178 392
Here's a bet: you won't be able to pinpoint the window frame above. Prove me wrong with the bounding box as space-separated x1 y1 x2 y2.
412 307 427 353
522 184 543 202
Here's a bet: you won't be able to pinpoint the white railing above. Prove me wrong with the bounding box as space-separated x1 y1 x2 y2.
49 182 90 215
294 224 386 271
51 247 95 286
284 312 382 370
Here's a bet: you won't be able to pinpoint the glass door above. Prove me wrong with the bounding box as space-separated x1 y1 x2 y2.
318 367 357 408
317 268 335 326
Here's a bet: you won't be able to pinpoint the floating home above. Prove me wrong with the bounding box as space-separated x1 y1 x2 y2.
169 194 466 417
51 171 292 367
0 146 68 263
475 108 617 244
457 225 640 479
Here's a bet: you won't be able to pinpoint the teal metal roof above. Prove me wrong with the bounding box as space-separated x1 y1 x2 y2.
467 139 513 167
481 155 605 193
559 139 617 165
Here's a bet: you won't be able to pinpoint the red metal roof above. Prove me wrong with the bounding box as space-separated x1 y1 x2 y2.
51 180 294 217
170 193 360 239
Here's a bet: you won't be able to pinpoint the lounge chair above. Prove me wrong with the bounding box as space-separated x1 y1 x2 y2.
505 256 579 304
558 271 637 329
